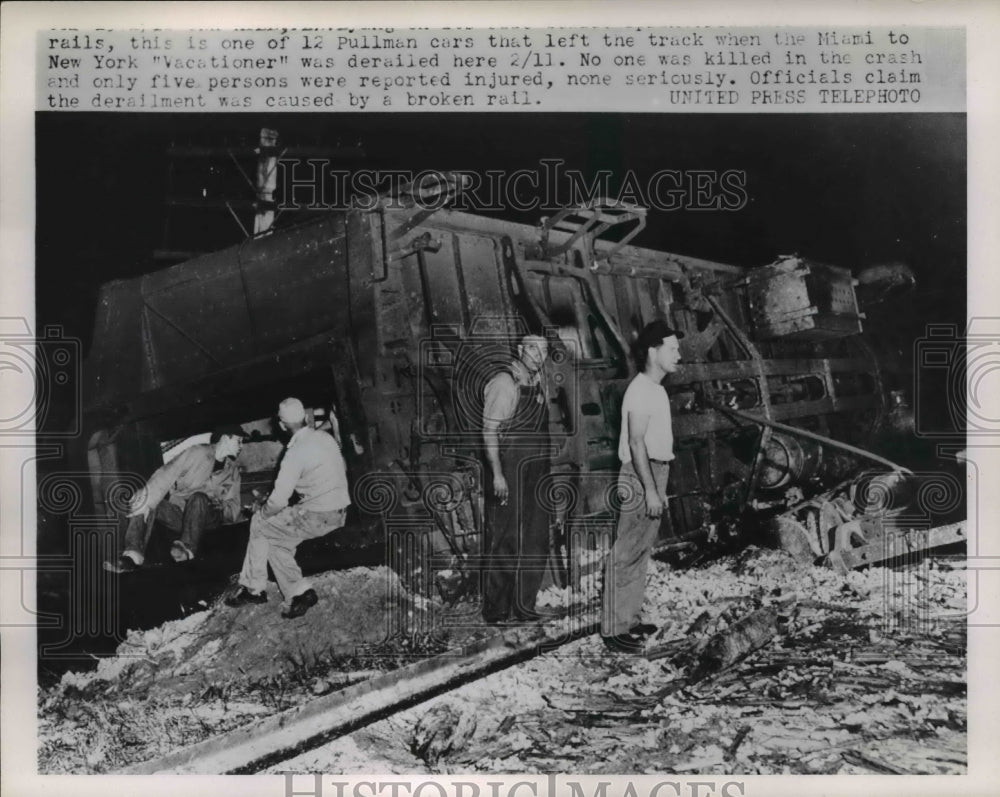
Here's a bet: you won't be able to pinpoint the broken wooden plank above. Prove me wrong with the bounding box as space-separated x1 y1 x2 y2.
643 638 690 662
691 604 785 679
842 749 910 774
726 725 752 760
544 695 630 713
797 598 860 613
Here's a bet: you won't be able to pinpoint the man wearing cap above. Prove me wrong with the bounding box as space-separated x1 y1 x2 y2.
602 320 683 653
226 397 350 619
104 425 245 573
481 333 554 624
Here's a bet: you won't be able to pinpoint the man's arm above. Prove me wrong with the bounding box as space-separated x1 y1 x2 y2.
627 410 668 518
216 464 242 524
129 449 190 518
262 448 302 518
482 373 517 503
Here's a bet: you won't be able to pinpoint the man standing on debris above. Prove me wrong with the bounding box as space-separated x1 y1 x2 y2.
226 397 350 619
602 320 683 653
481 333 554 624
105 425 246 573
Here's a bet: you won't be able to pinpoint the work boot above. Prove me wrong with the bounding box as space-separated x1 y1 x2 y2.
103 556 138 574
281 588 318 619
601 632 646 655
629 622 658 638
225 586 268 607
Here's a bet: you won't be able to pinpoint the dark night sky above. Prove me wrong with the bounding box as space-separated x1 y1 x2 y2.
36 112 966 354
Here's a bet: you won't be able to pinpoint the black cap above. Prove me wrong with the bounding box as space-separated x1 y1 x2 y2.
211 424 247 443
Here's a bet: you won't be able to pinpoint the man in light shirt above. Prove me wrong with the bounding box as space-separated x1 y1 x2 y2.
602 320 684 653
226 397 350 618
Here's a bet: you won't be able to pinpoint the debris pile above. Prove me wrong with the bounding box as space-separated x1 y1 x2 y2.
65 566 429 698
272 547 967 775
38 566 443 773
40 547 966 775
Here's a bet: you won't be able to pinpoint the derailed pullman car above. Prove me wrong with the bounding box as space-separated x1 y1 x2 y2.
83 183 917 592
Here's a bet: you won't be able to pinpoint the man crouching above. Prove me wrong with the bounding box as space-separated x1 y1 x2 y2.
226 397 351 619
105 425 245 573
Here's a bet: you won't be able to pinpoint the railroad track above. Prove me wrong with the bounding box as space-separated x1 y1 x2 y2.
119 610 600 774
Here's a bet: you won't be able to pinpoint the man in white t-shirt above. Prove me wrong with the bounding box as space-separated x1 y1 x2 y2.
602 320 683 654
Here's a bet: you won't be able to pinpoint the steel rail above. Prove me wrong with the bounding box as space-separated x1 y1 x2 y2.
118 611 599 775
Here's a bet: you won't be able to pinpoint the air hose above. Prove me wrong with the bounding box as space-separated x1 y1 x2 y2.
708 401 913 475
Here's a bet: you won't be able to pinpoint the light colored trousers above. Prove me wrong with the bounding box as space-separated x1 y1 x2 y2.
238 505 346 600
602 461 670 636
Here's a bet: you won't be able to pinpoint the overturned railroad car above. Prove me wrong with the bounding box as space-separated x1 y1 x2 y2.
83 180 923 592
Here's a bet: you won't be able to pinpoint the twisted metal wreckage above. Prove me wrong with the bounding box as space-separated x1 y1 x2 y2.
82 173 965 598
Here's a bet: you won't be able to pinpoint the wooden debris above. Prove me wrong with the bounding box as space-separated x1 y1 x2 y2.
726 725 752 760
692 605 784 679
842 749 910 774
410 703 477 766
644 638 690 662
686 610 715 637
118 616 597 774
797 598 859 613
44 545 966 776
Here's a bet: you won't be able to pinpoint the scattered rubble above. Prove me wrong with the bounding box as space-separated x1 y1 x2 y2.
272 547 967 776
40 548 967 775
38 566 450 773
58 566 432 699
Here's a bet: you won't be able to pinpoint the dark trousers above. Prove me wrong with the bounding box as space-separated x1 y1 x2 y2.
121 492 223 562
482 453 551 621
